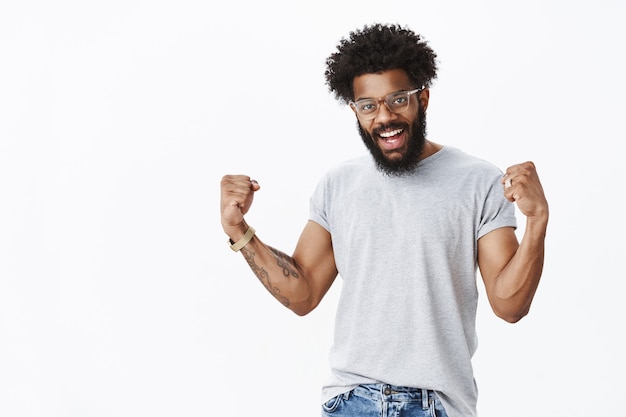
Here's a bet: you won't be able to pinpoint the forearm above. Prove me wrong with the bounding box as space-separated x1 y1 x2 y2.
226 223 313 314
491 217 547 322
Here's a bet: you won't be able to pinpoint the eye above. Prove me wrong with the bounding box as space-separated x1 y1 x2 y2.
358 100 377 113
388 93 408 108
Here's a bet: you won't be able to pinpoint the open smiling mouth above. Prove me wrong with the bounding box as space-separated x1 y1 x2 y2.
374 125 408 152
378 128 404 141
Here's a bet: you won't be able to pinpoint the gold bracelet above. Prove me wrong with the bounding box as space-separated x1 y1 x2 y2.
229 226 256 252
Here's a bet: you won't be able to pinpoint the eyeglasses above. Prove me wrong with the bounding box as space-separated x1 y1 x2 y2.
350 88 422 120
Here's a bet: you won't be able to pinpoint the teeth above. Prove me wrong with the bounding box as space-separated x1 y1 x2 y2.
379 129 403 138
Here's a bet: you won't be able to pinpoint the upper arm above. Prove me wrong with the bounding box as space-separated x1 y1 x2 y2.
477 227 518 299
291 220 338 314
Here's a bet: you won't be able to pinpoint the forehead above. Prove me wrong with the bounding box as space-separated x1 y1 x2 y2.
352 69 412 100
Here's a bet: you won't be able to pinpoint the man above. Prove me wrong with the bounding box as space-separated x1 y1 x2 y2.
220 23 548 417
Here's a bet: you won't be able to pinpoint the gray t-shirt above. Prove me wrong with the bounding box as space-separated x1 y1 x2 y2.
309 146 517 417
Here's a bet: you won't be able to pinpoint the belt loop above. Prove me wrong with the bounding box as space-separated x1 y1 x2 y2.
421 388 428 410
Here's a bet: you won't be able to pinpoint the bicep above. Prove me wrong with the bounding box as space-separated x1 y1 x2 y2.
477 227 518 291
292 220 338 310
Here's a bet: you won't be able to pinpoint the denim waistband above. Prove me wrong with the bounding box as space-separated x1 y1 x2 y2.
351 383 435 409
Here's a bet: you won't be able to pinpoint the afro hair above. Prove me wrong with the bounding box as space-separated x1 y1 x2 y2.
325 23 438 105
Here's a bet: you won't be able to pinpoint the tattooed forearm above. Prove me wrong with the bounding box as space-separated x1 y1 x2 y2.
269 247 300 278
241 246 292 307
241 246 269 283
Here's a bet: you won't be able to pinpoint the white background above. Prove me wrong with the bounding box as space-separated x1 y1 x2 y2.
1 1 624 416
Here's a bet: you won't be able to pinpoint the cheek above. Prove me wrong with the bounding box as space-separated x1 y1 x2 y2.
357 121 375 139
361 121 375 135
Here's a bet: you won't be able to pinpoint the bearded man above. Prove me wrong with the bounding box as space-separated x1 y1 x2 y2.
220 23 549 417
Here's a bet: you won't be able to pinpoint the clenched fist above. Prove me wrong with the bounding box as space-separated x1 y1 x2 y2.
220 175 261 239
502 162 549 221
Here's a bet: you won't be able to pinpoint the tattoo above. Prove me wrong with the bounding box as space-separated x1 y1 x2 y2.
241 246 299 307
269 247 300 279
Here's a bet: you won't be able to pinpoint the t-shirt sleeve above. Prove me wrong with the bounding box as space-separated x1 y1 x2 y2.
309 175 331 233
477 171 517 240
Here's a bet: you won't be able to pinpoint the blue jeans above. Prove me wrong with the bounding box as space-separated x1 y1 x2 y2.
322 384 448 417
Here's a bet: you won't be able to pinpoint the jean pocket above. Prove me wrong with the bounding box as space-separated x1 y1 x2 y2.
321 393 345 414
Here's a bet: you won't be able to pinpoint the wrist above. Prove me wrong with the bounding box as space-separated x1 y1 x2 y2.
525 213 549 239
223 221 249 242
228 225 256 252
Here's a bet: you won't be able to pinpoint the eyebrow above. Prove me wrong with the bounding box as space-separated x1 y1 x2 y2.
354 88 413 102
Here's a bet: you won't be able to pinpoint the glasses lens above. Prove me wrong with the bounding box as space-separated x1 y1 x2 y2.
385 91 410 112
354 99 378 116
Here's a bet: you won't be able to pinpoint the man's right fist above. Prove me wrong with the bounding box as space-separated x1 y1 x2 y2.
220 175 260 232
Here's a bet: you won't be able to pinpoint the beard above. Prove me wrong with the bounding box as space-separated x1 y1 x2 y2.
357 105 427 177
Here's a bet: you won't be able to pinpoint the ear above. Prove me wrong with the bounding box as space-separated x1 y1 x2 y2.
419 89 430 111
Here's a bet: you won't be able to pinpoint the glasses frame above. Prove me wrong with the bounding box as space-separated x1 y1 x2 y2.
350 88 423 120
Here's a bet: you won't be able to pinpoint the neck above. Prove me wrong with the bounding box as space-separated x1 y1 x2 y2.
419 140 443 161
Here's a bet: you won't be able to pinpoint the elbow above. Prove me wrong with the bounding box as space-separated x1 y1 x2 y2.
494 305 530 324
289 297 318 317
292 307 313 317
499 312 526 324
